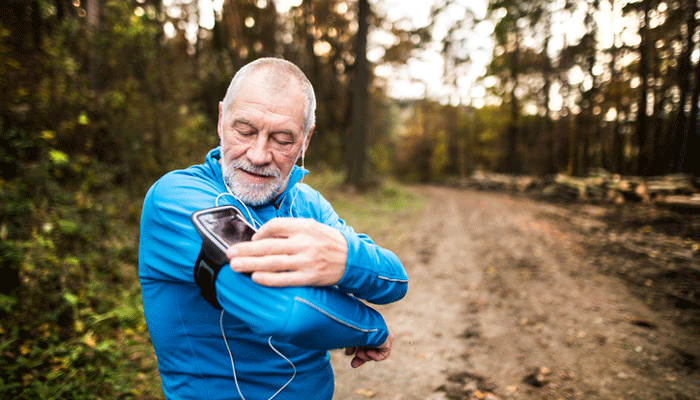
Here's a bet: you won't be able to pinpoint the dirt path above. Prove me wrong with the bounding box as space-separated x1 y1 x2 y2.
330 186 700 400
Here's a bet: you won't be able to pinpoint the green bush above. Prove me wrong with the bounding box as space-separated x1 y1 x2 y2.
0 132 161 398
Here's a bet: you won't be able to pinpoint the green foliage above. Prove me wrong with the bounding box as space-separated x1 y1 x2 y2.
472 105 509 169
0 145 160 397
430 129 450 179
0 2 163 397
1 288 157 399
0 175 162 398
305 169 426 250
368 141 393 176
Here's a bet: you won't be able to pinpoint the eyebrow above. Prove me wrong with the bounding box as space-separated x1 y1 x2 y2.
232 118 256 130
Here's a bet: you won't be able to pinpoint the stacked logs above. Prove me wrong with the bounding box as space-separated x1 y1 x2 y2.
458 170 700 212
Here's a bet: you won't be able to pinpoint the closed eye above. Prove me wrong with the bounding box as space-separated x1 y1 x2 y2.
271 131 295 145
233 120 257 136
237 128 255 136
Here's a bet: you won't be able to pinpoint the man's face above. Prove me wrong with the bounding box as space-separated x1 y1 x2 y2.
218 71 312 206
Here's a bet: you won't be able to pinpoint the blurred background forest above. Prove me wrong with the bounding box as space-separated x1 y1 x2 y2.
1 0 699 398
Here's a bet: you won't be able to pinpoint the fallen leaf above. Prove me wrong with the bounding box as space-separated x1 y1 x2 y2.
354 388 376 397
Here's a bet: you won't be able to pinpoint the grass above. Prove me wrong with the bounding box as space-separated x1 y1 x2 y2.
25 169 425 399
303 169 427 252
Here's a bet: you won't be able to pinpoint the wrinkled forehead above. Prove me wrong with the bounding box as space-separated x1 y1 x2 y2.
225 70 306 129
227 69 304 113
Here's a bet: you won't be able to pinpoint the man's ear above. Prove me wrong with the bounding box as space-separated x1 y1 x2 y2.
217 102 224 140
302 126 314 154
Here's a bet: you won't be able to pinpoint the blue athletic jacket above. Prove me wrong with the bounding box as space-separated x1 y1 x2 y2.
138 147 408 400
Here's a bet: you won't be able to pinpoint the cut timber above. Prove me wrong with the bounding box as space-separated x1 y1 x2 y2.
656 195 700 213
468 172 541 193
463 171 699 207
646 174 698 194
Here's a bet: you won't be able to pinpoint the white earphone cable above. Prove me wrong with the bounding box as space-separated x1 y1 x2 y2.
215 153 305 398
217 179 297 399
219 310 296 400
216 188 260 229
220 310 247 400
266 336 297 399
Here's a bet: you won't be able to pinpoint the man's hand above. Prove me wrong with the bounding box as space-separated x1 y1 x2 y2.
344 331 394 368
226 218 347 287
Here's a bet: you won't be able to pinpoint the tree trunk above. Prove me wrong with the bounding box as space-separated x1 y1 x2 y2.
608 0 624 174
302 0 322 92
567 114 578 175
582 126 590 174
87 0 103 93
677 0 698 174
649 63 666 175
611 118 624 173
542 31 556 174
505 32 520 173
584 3 600 173
683 45 700 175
635 0 651 175
221 0 244 69
347 0 369 188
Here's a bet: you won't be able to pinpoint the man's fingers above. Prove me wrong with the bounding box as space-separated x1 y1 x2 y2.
365 348 389 361
351 349 371 368
355 349 373 361
225 217 347 287
351 356 367 368
228 238 307 274
252 217 312 240
230 254 297 273
346 345 391 368
227 238 296 258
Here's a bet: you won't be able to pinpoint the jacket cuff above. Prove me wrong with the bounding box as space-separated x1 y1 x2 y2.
336 230 408 304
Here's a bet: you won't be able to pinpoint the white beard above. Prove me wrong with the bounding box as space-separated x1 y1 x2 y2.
220 157 290 206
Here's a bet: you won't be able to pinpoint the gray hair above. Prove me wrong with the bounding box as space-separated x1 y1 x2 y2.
221 58 316 136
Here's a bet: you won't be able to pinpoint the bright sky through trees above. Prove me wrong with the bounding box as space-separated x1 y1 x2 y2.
373 0 493 105
183 0 646 111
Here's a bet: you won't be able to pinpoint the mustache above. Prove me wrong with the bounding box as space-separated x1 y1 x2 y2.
228 158 281 178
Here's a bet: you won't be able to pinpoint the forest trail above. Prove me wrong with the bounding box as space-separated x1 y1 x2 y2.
330 186 700 400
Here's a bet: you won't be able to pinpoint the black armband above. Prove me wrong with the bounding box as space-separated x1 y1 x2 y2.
191 206 257 309
194 244 226 309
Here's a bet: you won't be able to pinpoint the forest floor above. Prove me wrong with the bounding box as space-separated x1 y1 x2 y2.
330 185 700 400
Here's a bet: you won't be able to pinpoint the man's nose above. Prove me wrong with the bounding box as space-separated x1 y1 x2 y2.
246 135 273 165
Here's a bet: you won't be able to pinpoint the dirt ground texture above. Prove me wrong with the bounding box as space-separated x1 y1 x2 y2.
330 186 700 400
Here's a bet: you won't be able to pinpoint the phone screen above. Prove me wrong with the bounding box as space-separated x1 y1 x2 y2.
192 206 256 254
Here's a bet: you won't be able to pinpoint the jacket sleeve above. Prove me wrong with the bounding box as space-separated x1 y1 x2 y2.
311 191 408 305
142 174 389 350
216 267 389 350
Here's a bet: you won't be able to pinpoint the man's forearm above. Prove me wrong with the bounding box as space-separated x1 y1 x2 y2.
216 266 389 350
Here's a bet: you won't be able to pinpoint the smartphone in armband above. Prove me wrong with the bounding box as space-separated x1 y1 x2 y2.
191 205 257 265
191 205 257 308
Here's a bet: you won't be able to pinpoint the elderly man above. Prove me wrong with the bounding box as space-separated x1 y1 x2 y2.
138 57 408 400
